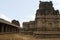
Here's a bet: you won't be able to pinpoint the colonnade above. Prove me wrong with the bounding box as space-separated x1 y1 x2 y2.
0 23 19 33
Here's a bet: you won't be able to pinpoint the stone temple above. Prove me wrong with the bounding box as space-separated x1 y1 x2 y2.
22 1 60 38
23 1 60 31
1 1 60 39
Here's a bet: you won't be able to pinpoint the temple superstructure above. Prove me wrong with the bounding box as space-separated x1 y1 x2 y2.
22 1 60 36
35 1 60 31
23 1 60 31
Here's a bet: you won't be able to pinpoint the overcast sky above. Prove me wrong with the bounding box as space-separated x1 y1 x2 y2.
0 0 60 27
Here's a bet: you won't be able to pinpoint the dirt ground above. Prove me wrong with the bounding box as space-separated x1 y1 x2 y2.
0 33 37 40
0 33 60 40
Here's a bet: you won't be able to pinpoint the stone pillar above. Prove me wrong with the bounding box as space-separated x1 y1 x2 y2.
5 25 7 32
10 26 13 33
9 26 10 33
11 26 13 33
9 26 11 32
1 25 4 33
7 26 10 33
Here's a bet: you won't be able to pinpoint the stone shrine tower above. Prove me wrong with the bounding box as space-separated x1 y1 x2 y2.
35 1 60 31
23 1 60 31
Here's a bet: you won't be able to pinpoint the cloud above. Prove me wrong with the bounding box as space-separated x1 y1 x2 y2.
0 14 11 22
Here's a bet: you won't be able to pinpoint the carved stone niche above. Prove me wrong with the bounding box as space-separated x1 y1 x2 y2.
41 19 46 23
39 26 47 31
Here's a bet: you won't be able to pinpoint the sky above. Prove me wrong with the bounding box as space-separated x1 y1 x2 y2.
0 0 60 27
